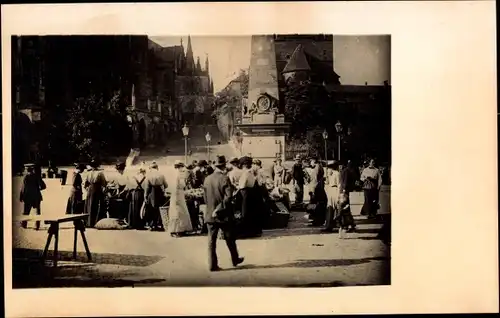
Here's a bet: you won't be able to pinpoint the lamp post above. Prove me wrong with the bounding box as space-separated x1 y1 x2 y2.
335 121 343 161
322 129 328 161
205 132 212 161
182 123 189 164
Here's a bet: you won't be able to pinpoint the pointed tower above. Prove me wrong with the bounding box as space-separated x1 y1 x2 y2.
184 35 195 74
282 44 311 82
177 37 185 74
195 56 202 74
205 54 210 75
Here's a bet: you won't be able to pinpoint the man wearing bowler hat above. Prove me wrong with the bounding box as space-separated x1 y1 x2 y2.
202 155 244 271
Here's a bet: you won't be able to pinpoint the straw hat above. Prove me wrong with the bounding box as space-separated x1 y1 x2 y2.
174 160 185 168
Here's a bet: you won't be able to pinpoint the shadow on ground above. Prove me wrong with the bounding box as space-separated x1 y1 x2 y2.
225 256 388 271
13 248 164 267
12 248 167 288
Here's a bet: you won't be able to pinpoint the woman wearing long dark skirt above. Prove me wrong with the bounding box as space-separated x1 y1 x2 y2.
144 162 168 231
360 159 382 219
236 156 261 238
84 159 107 227
66 163 86 214
127 166 146 229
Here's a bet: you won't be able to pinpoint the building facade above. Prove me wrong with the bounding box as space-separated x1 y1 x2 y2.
11 35 183 168
167 36 215 126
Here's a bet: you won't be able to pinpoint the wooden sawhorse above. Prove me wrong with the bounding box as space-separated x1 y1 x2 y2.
40 214 92 268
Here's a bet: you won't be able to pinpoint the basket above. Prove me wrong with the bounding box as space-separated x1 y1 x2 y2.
159 205 170 230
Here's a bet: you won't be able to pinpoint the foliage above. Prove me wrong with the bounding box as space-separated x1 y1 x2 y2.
283 79 333 139
66 92 131 162
239 69 249 98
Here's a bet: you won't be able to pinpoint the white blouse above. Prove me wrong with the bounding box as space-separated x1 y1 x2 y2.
326 169 340 187
238 168 256 189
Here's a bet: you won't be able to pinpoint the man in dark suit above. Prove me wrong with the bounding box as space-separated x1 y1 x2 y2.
203 155 244 271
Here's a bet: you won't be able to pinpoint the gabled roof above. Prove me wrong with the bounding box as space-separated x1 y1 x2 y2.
282 44 311 74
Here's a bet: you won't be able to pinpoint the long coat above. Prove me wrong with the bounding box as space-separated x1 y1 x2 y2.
202 170 234 224
66 172 83 214
84 169 107 227
20 173 44 206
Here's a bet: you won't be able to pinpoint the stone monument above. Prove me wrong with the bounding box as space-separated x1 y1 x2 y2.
236 35 290 166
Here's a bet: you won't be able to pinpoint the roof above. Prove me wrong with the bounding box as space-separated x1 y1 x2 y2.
282 44 311 74
162 45 183 61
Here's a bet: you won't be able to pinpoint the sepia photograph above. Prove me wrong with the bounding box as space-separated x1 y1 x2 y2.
3 1 497 316
11 34 391 288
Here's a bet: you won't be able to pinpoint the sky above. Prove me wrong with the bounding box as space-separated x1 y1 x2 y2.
150 35 390 92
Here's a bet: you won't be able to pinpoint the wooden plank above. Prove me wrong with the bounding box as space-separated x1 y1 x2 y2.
44 214 89 224
13 214 88 224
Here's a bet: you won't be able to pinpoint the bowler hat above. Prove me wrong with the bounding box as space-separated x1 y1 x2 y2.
229 157 239 165
214 155 227 167
90 158 100 168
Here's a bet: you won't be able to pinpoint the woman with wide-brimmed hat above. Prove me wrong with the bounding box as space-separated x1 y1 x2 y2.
83 158 107 227
168 160 194 237
323 160 340 231
66 162 87 215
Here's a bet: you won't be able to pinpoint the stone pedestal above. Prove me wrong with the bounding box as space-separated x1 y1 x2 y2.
237 123 290 167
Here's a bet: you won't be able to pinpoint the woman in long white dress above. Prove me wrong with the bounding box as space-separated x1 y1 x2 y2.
168 160 194 237
323 160 341 232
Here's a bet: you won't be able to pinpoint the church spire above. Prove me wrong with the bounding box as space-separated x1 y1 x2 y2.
205 54 210 75
185 35 195 74
196 56 202 74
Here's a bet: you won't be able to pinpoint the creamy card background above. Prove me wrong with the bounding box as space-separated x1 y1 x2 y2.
2 2 498 316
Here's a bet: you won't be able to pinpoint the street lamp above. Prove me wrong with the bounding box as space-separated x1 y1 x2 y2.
322 129 328 161
182 123 189 164
335 121 343 161
205 132 212 161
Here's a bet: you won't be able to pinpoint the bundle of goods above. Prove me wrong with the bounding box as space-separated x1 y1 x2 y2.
265 186 291 229
184 188 205 201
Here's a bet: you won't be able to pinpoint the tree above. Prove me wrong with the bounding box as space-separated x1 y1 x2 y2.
66 92 131 162
283 79 332 138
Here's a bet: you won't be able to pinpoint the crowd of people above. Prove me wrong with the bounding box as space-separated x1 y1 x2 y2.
18 153 387 240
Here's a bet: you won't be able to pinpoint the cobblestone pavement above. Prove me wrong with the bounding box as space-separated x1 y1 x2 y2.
12 185 390 288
